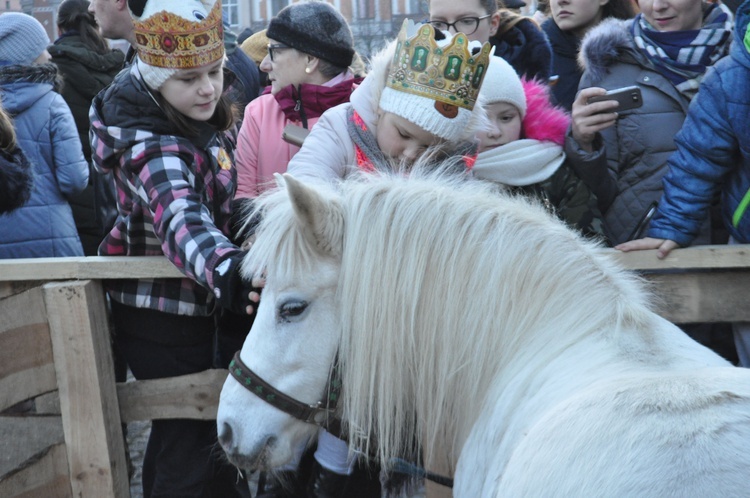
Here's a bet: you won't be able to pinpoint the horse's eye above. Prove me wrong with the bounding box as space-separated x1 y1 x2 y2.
277 300 308 322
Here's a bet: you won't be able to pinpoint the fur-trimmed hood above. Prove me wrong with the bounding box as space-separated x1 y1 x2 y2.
0 146 33 214
521 79 570 145
0 63 62 116
577 18 635 84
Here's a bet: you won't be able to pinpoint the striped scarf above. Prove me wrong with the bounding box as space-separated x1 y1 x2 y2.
346 107 478 172
347 107 392 172
631 3 733 100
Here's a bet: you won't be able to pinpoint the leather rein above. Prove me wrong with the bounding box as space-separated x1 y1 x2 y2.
228 351 343 432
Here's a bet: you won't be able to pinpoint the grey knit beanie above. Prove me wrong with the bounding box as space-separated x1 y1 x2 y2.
267 1 354 68
0 12 50 66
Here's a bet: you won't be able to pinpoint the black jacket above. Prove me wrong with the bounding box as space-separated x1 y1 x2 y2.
542 19 582 111
48 33 125 255
490 16 552 82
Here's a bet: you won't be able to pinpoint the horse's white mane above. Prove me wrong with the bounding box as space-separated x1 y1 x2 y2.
245 171 656 473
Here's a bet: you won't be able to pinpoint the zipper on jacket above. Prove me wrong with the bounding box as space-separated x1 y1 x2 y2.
732 187 750 227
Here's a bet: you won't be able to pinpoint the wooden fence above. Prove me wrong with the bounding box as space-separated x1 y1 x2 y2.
0 246 748 497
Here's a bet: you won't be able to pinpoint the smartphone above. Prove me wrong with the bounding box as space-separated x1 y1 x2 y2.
282 124 310 147
587 86 643 113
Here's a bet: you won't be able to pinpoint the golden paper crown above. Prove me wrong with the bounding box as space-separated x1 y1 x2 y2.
133 0 224 70
387 20 492 111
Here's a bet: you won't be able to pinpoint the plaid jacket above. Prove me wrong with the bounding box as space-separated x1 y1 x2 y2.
90 65 241 316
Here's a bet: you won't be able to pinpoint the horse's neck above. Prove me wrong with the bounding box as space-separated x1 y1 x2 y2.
453 315 732 495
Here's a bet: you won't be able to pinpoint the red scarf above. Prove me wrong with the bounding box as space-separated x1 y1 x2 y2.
274 77 363 124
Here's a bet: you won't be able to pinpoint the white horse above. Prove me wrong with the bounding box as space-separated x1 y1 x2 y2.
217 171 750 497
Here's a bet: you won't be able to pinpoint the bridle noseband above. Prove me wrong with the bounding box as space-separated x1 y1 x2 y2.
228 351 453 488
228 351 342 431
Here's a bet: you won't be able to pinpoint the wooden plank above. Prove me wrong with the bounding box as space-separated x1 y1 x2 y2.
0 256 182 281
35 391 61 415
117 369 229 423
609 244 750 271
0 281 44 300
0 248 745 285
0 245 746 284
0 287 56 411
0 443 72 498
643 271 750 323
43 281 129 498
0 416 65 480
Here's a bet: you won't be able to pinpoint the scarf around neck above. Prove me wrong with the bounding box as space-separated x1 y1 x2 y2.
274 74 361 126
472 139 565 187
347 107 390 171
630 3 733 99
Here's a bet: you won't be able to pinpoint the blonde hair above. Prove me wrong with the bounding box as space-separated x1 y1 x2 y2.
0 101 16 151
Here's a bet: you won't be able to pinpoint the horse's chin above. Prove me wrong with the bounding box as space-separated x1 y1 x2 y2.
223 435 295 472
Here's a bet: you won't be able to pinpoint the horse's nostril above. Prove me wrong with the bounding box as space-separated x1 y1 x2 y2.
218 421 233 448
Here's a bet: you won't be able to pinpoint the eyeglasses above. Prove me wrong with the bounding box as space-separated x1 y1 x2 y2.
426 15 492 35
267 43 291 62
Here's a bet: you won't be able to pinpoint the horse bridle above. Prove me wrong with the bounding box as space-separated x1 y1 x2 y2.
228 351 343 432
229 351 454 488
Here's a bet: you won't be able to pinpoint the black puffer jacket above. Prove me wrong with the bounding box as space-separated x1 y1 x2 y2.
49 33 125 255
49 34 125 161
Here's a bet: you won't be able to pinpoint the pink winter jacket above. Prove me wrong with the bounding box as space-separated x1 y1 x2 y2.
234 72 359 198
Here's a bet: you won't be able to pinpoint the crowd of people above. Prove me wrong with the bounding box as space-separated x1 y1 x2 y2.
0 0 748 496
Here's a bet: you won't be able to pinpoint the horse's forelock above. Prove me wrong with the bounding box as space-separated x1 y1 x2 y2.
247 173 654 474
243 185 333 282
333 173 653 472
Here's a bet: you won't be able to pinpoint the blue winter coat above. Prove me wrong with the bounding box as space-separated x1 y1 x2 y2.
649 1 750 245
0 63 88 258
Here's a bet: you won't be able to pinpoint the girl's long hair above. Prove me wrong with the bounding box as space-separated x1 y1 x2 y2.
56 0 110 55
0 102 16 151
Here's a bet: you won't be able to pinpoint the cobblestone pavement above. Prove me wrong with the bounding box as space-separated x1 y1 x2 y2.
125 420 149 498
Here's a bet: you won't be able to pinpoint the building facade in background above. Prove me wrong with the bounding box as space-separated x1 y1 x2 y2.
1 0 427 60
234 0 426 58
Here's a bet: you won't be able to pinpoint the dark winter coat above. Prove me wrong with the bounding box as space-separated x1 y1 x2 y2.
0 145 33 214
542 18 582 111
0 63 88 257
49 33 125 161
649 2 750 245
564 18 707 245
490 16 552 82
224 28 260 117
49 33 125 255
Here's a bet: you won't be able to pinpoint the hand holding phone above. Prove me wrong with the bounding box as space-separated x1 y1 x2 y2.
586 86 643 113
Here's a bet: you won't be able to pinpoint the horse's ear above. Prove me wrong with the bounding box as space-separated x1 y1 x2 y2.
279 173 344 258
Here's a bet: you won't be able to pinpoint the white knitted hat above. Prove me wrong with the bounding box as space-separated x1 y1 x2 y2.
130 0 224 90
479 57 527 118
378 22 491 143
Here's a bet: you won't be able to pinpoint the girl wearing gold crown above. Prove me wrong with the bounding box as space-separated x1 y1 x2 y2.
89 0 259 496
287 21 491 182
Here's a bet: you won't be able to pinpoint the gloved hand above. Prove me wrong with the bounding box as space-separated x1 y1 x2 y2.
212 252 262 315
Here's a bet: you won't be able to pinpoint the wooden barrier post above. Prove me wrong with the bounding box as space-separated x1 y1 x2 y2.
43 280 129 498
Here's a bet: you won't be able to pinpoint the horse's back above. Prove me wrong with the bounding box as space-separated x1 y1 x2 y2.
488 367 750 498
